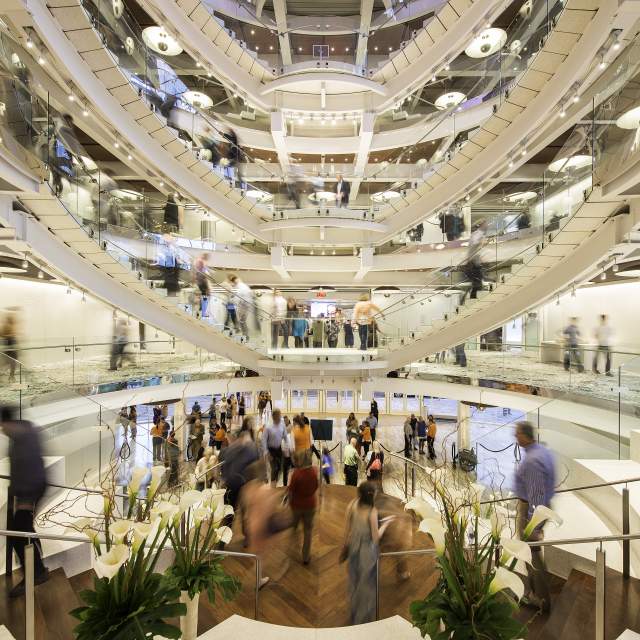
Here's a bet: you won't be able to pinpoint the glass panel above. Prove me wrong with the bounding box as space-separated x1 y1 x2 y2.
373 390 386 413
291 389 304 410
339 390 354 412
326 390 339 410
406 394 419 413
306 389 319 411
391 393 404 413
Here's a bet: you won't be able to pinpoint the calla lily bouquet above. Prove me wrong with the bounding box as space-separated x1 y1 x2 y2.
405 486 562 639
164 487 241 603
70 465 187 640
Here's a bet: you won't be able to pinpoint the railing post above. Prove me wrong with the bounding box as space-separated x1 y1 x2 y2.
25 542 35 640
375 558 380 620
404 461 408 500
595 547 606 640
5 489 14 576
255 557 260 620
623 487 630 579
411 465 416 497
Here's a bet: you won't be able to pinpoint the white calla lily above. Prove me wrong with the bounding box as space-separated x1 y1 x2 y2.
523 505 563 539
215 525 233 545
490 506 509 540
500 536 532 566
94 543 129 580
69 517 101 545
109 519 132 544
128 467 148 494
150 501 179 528
489 566 525 601
147 466 166 498
179 489 204 513
193 507 212 525
404 496 440 520
453 506 472 532
132 521 156 550
418 518 446 555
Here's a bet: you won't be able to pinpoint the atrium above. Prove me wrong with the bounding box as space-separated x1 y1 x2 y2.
1 0 640 637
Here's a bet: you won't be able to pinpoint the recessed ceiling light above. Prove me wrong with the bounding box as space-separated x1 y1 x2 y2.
465 28 507 58
374 46 378 51
434 91 466 110
142 26 183 56
251 29 255 35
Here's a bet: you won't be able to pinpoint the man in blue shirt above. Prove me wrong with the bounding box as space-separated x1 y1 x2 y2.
262 408 285 486
515 421 555 611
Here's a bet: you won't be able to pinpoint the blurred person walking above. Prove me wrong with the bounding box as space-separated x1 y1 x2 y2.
1 310 19 382
219 417 259 540
593 314 613 376
281 416 294 486
194 253 210 317
360 420 372 458
366 441 384 484
288 450 318 564
563 317 584 372
262 408 286 486
515 421 555 612
335 173 350 208
229 274 253 339
271 289 288 349
1 406 49 597
416 416 427 454
340 481 394 624
151 418 164 463
321 447 334 484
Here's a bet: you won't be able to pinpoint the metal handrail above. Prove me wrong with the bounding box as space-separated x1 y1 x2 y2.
0 526 261 634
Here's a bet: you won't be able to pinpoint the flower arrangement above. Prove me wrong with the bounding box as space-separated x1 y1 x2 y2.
67 466 240 640
406 486 562 639
70 466 185 640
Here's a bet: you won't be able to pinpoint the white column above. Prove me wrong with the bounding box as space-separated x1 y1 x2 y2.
457 401 471 452
350 112 375 200
273 0 292 66
270 111 290 175
355 0 375 68
173 401 187 455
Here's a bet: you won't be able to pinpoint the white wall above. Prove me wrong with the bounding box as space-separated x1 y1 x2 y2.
0 278 180 367
541 280 640 353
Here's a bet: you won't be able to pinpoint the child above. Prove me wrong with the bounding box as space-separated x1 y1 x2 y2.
321 447 334 484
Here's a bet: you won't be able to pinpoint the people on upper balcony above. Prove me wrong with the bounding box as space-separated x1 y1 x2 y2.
228 274 253 339
563 316 584 372
271 289 288 349
439 211 464 241
163 194 182 233
336 173 350 208
593 314 613 376
343 319 355 348
352 294 383 351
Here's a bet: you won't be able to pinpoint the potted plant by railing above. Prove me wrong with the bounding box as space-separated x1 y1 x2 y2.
406 484 562 639
69 466 187 640
164 487 241 640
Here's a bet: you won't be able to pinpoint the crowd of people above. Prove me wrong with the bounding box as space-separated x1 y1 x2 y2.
270 293 384 351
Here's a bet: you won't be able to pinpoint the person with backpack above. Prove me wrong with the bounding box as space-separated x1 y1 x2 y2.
366 441 384 484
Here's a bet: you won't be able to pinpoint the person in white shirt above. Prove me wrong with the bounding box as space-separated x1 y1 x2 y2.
271 289 288 349
593 314 613 376
195 447 217 490
281 416 294 486
229 274 253 338
352 294 383 351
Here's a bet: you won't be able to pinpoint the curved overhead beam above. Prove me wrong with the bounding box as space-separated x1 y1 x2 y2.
261 72 387 96
259 217 388 233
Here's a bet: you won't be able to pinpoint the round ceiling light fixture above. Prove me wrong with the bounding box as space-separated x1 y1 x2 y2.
503 191 537 203
142 27 183 56
245 189 273 203
434 91 466 111
308 191 336 203
465 28 507 58
547 154 592 172
371 190 401 202
615 105 640 129
182 90 213 109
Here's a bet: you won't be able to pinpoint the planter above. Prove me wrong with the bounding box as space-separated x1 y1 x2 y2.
179 591 200 640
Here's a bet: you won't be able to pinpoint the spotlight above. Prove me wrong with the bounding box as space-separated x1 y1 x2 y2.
68 94 75 102
82 109 89 117
38 56 45 65
37 269 44 279
600 271 606 280
26 39 33 49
